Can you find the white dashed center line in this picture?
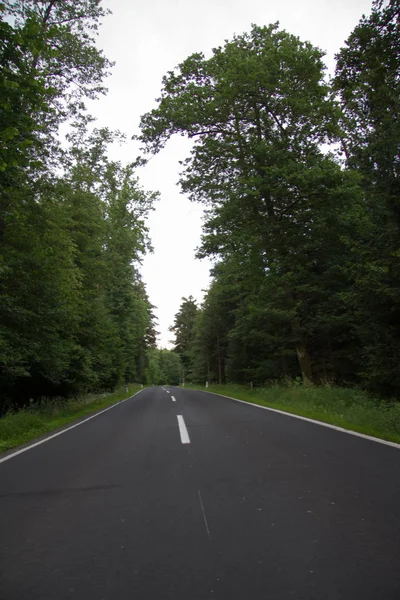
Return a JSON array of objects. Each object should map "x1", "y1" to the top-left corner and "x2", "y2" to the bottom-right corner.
[
  {"x1": 171, "y1": 396, "x2": 176, "y2": 402},
  {"x1": 177, "y1": 415, "x2": 190, "y2": 444}
]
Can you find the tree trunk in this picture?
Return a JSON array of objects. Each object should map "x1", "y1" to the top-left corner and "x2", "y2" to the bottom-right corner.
[
  {"x1": 295, "y1": 342, "x2": 313, "y2": 385},
  {"x1": 280, "y1": 355, "x2": 288, "y2": 377},
  {"x1": 216, "y1": 332, "x2": 223, "y2": 384},
  {"x1": 292, "y1": 319, "x2": 313, "y2": 385}
]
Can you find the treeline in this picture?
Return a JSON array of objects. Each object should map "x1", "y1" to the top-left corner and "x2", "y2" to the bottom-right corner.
[
  {"x1": 145, "y1": 348, "x2": 181, "y2": 386},
  {"x1": 0, "y1": 1, "x2": 158, "y2": 411},
  {"x1": 144, "y1": 0, "x2": 400, "y2": 397}
]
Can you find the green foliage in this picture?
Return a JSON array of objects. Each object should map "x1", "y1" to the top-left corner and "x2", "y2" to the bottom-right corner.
[
  {"x1": 0, "y1": 193, "x2": 81, "y2": 384},
  {"x1": 145, "y1": 348, "x2": 181, "y2": 386},
  {"x1": 189, "y1": 272, "x2": 237, "y2": 384},
  {"x1": 0, "y1": 126, "x2": 157, "y2": 408},
  {"x1": 151, "y1": 9, "x2": 400, "y2": 399},
  {"x1": 141, "y1": 23, "x2": 363, "y2": 387},
  {"x1": 0, "y1": 0, "x2": 112, "y2": 184},
  {"x1": 0, "y1": 1, "x2": 157, "y2": 412},
  {"x1": 169, "y1": 296, "x2": 198, "y2": 380},
  {"x1": 334, "y1": 0, "x2": 400, "y2": 395}
]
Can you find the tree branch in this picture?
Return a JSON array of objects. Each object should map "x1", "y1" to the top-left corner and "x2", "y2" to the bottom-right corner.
[
  {"x1": 43, "y1": 0, "x2": 58, "y2": 25},
  {"x1": 188, "y1": 128, "x2": 226, "y2": 138}
]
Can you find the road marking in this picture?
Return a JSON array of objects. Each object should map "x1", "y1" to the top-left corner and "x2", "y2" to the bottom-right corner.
[
  {"x1": 195, "y1": 390, "x2": 400, "y2": 451},
  {"x1": 0, "y1": 389, "x2": 146, "y2": 465},
  {"x1": 177, "y1": 415, "x2": 190, "y2": 444},
  {"x1": 171, "y1": 396, "x2": 176, "y2": 402},
  {"x1": 198, "y1": 489, "x2": 211, "y2": 538},
  {"x1": 166, "y1": 390, "x2": 170, "y2": 394}
]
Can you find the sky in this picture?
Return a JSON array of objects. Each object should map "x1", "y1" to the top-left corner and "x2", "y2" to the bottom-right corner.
[{"x1": 88, "y1": 0, "x2": 373, "y2": 348}]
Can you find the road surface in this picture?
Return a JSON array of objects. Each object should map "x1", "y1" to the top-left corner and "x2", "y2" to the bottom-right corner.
[{"x1": 1, "y1": 386, "x2": 400, "y2": 599}]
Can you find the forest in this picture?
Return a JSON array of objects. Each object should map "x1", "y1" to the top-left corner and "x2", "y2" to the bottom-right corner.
[
  {"x1": 1, "y1": 0, "x2": 400, "y2": 422},
  {"x1": 159, "y1": 0, "x2": 400, "y2": 398},
  {"x1": 0, "y1": 0, "x2": 167, "y2": 412}
]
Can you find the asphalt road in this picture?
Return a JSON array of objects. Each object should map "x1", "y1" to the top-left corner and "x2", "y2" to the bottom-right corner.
[{"x1": 1, "y1": 386, "x2": 400, "y2": 599}]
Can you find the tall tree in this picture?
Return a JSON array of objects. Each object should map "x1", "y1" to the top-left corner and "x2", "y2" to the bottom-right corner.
[
  {"x1": 335, "y1": 0, "x2": 400, "y2": 394},
  {"x1": 140, "y1": 24, "x2": 358, "y2": 383},
  {"x1": 169, "y1": 296, "x2": 198, "y2": 381},
  {"x1": 0, "y1": 1, "x2": 158, "y2": 407}
]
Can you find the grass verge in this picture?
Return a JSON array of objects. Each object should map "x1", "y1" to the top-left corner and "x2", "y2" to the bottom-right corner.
[
  {"x1": 184, "y1": 383, "x2": 400, "y2": 445},
  {"x1": 0, "y1": 383, "x2": 144, "y2": 454}
]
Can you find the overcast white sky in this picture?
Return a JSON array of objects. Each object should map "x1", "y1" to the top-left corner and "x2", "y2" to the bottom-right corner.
[{"x1": 89, "y1": 0, "x2": 373, "y2": 347}]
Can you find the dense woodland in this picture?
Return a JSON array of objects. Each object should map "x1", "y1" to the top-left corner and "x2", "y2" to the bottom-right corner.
[
  {"x1": 156, "y1": 0, "x2": 400, "y2": 397},
  {"x1": 0, "y1": 0, "x2": 163, "y2": 411}
]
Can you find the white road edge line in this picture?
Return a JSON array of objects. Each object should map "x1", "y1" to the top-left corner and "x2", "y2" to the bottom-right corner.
[
  {"x1": 0, "y1": 389, "x2": 146, "y2": 465},
  {"x1": 171, "y1": 396, "x2": 176, "y2": 402},
  {"x1": 177, "y1": 415, "x2": 190, "y2": 444},
  {"x1": 194, "y1": 389, "x2": 400, "y2": 451}
]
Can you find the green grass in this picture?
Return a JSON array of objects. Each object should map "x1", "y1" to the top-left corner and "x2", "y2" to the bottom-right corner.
[
  {"x1": 0, "y1": 383, "x2": 144, "y2": 454},
  {"x1": 184, "y1": 383, "x2": 400, "y2": 444}
]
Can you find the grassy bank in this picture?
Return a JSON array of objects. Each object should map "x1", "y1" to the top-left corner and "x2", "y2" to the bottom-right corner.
[
  {"x1": 185, "y1": 383, "x2": 400, "y2": 444},
  {"x1": 0, "y1": 383, "x2": 144, "y2": 454}
]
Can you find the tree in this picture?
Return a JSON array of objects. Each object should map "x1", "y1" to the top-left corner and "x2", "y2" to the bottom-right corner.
[
  {"x1": 0, "y1": 125, "x2": 157, "y2": 407},
  {"x1": 140, "y1": 24, "x2": 358, "y2": 383},
  {"x1": 334, "y1": 0, "x2": 400, "y2": 394},
  {"x1": 0, "y1": 188, "x2": 82, "y2": 402},
  {"x1": 169, "y1": 296, "x2": 198, "y2": 381},
  {"x1": 0, "y1": 1, "x2": 158, "y2": 408},
  {"x1": 54, "y1": 128, "x2": 156, "y2": 392},
  {"x1": 1, "y1": 0, "x2": 111, "y2": 153},
  {"x1": 190, "y1": 269, "x2": 238, "y2": 384},
  {"x1": 145, "y1": 348, "x2": 181, "y2": 385}
]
